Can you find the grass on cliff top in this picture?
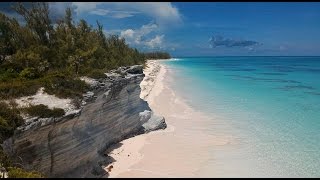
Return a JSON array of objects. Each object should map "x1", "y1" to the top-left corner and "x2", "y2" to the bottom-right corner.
[
  {"x1": 0, "y1": 80, "x2": 41, "y2": 100},
  {"x1": 86, "y1": 69, "x2": 107, "y2": 79},
  {"x1": 0, "y1": 71, "x2": 90, "y2": 100},
  {"x1": 21, "y1": 104, "x2": 65, "y2": 118},
  {"x1": 40, "y1": 72, "x2": 89, "y2": 99}
]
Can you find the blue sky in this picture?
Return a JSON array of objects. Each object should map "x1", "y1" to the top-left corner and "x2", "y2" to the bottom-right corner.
[{"x1": 1, "y1": 2, "x2": 320, "y2": 57}]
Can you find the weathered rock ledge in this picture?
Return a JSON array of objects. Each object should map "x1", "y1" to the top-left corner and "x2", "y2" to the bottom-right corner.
[{"x1": 2, "y1": 65, "x2": 166, "y2": 178}]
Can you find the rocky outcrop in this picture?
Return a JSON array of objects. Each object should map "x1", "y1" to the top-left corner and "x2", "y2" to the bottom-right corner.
[
  {"x1": 126, "y1": 65, "x2": 144, "y2": 74},
  {"x1": 2, "y1": 65, "x2": 166, "y2": 178},
  {"x1": 139, "y1": 110, "x2": 166, "y2": 133}
]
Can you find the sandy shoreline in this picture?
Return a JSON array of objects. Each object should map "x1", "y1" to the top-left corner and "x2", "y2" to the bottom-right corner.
[{"x1": 105, "y1": 60, "x2": 233, "y2": 178}]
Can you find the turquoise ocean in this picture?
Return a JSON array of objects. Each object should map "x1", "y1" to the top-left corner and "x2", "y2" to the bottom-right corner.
[{"x1": 162, "y1": 57, "x2": 320, "y2": 177}]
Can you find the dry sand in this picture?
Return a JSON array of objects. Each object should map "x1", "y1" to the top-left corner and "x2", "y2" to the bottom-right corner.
[
  {"x1": 105, "y1": 60, "x2": 234, "y2": 178},
  {"x1": 14, "y1": 87, "x2": 76, "y2": 114}
]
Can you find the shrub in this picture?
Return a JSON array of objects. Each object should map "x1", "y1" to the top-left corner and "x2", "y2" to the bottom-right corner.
[
  {"x1": 86, "y1": 69, "x2": 107, "y2": 79},
  {"x1": 11, "y1": 49, "x2": 42, "y2": 70},
  {"x1": 7, "y1": 167, "x2": 44, "y2": 178},
  {"x1": 0, "y1": 68, "x2": 19, "y2": 82},
  {"x1": 50, "y1": 108, "x2": 65, "y2": 118},
  {"x1": 0, "y1": 102, "x2": 23, "y2": 142},
  {"x1": 0, "y1": 147, "x2": 12, "y2": 168},
  {"x1": 1, "y1": 148, "x2": 44, "y2": 178},
  {"x1": 0, "y1": 102, "x2": 24, "y2": 127},
  {"x1": 19, "y1": 68, "x2": 39, "y2": 80},
  {"x1": 0, "y1": 116, "x2": 13, "y2": 142},
  {"x1": 71, "y1": 97, "x2": 82, "y2": 109},
  {"x1": 0, "y1": 80, "x2": 40, "y2": 99},
  {"x1": 40, "y1": 73, "x2": 89, "y2": 99},
  {"x1": 22, "y1": 104, "x2": 65, "y2": 118}
]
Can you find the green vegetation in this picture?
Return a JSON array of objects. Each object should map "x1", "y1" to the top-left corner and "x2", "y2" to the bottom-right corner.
[
  {"x1": 0, "y1": 80, "x2": 41, "y2": 99},
  {"x1": 0, "y1": 2, "x2": 148, "y2": 100},
  {"x1": 0, "y1": 3, "x2": 171, "y2": 177},
  {"x1": 40, "y1": 72, "x2": 89, "y2": 99},
  {"x1": 86, "y1": 69, "x2": 107, "y2": 79},
  {"x1": 0, "y1": 102, "x2": 23, "y2": 142},
  {"x1": 22, "y1": 104, "x2": 65, "y2": 118},
  {"x1": 7, "y1": 167, "x2": 44, "y2": 178},
  {"x1": 0, "y1": 147, "x2": 12, "y2": 168},
  {"x1": 0, "y1": 3, "x2": 172, "y2": 100},
  {"x1": 0, "y1": 101, "x2": 45, "y2": 177},
  {"x1": 1, "y1": 147, "x2": 44, "y2": 178},
  {"x1": 143, "y1": 51, "x2": 171, "y2": 59},
  {"x1": 0, "y1": 102, "x2": 39, "y2": 177}
]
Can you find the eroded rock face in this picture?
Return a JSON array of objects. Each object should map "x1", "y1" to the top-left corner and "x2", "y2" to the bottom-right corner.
[
  {"x1": 139, "y1": 110, "x2": 166, "y2": 133},
  {"x1": 126, "y1": 65, "x2": 144, "y2": 74},
  {"x1": 2, "y1": 65, "x2": 166, "y2": 178},
  {"x1": 143, "y1": 114, "x2": 167, "y2": 133}
]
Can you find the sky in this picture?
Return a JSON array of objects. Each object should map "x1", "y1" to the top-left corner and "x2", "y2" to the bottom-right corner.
[{"x1": 1, "y1": 2, "x2": 320, "y2": 57}]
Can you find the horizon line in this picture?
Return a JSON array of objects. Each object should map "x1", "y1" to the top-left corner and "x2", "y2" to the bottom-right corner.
[{"x1": 173, "y1": 55, "x2": 320, "y2": 58}]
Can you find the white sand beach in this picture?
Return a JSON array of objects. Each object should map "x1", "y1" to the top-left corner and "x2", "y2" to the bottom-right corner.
[{"x1": 105, "y1": 60, "x2": 235, "y2": 178}]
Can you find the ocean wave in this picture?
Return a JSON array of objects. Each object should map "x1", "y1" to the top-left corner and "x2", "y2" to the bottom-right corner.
[{"x1": 169, "y1": 58, "x2": 181, "y2": 61}]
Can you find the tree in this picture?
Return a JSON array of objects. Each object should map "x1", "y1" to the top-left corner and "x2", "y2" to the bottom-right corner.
[
  {"x1": 68, "y1": 53, "x2": 84, "y2": 75},
  {"x1": 65, "y1": 7, "x2": 73, "y2": 30},
  {"x1": 0, "y1": 3, "x2": 159, "y2": 177},
  {"x1": 0, "y1": 13, "x2": 14, "y2": 63},
  {"x1": 96, "y1": 20, "x2": 107, "y2": 48},
  {"x1": 13, "y1": 2, "x2": 53, "y2": 46}
]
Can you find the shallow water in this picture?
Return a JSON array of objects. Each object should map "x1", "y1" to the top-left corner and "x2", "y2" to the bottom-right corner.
[{"x1": 162, "y1": 57, "x2": 320, "y2": 177}]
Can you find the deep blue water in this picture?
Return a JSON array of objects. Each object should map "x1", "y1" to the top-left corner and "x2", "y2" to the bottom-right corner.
[{"x1": 163, "y1": 57, "x2": 320, "y2": 177}]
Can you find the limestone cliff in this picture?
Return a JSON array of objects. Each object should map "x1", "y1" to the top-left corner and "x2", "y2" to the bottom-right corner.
[{"x1": 2, "y1": 65, "x2": 166, "y2": 178}]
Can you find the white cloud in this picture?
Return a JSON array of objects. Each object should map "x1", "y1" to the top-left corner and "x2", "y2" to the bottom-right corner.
[
  {"x1": 72, "y1": 2, "x2": 103, "y2": 14},
  {"x1": 145, "y1": 35, "x2": 164, "y2": 49},
  {"x1": 70, "y1": 2, "x2": 182, "y2": 24},
  {"x1": 122, "y1": 2, "x2": 182, "y2": 24},
  {"x1": 120, "y1": 22, "x2": 158, "y2": 44},
  {"x1": 119, "y1": 22, "x2": 165, "y2": 49},
  {"x1": 103, "y1": 29, "x2": 123, "y2": 37},
  {"x1": 111, "y1": 13, "x2": 133, "y2": 19},
  {"x1": 90, "y1": 9, "x2": 139, "y2": 19},
  {"x1": 120, "y1": 29, "x2": 135, "y2": 39},
  {"x1": 246, "y1": 46, "x2": 254, "y2": 51},
  {"x1": 140, "y1": 23, "x2": 158, "y2": 35},
  {"x1": 111, "y1": 11, "x2": 138, "y2": 19},
  {"x1": 90, "y1": 9, "x2": 109, "y2": 16}
]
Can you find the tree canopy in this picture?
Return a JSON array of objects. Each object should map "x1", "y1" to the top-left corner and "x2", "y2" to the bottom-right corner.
[{"x1": 0, "y1": 2, "x2": 147, "y2": 81}]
